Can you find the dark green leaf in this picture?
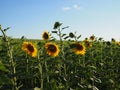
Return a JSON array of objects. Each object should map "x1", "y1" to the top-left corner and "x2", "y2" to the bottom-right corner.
[
  {"x1": 51, "y1": 31, "x2": 57, "y2": 33},
  {"x1": 0, "y1": 61, "x2": 9, "y2": 72},
  {"x1": 77, "y1": 35, "x2": 81, "y2": 39}
]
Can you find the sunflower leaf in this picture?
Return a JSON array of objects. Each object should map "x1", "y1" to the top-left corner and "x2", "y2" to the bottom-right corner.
[
  {"x1": 64, "y1": 36, "x2": 69, "y2": 40},
  {"x1": 0, "y1": 61, "x2": 9, "y2": 72},
  {"x1": 52, "y1": 31, "x2": 57, "y2": 33},
  {"x1": 77, "y1": 35, "x2": 81, "y2": 39},
  {"x1": 62, "y1": 34, "x2": 66, "y2": 37}
]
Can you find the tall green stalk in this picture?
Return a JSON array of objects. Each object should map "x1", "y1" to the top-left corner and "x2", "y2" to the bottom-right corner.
[
  {"x1": 0, "y1": 26, "x2": 18, "y2": 90},
  {"x1": 37, "y1": 49, "x2": 43, "y2": 90},
  {"x1": 56, "y1": 24, "x2": 68, "y2": 89}
]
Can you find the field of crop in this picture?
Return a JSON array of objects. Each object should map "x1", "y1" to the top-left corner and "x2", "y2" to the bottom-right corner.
[{"x1": 0, "y1": 22, "x2": 120, "y2": 90}]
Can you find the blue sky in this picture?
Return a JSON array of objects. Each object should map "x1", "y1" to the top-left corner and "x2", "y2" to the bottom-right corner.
[{"x1": 0, "y1": 0, "x2": 120, "y2": 41}]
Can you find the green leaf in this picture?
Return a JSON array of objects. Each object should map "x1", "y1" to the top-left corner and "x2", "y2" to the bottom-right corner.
[
  {"x1": 3, "y1": 27, "x2": 10, "y2": 32},
  {"x1": 62, "y1": 26, "x2": 69, "y2": 30},
  {"x1": 77, "y1": 35, "x2": 81, "y2": 39},
  {"x1": 64, "y1": 36, "x2": 69, "y2": 40},
  {"x1": 62, "y1": 34, "x2": 66, "y2": 37},
  {"x1": 51, "y1": 31, "x2": 57, "y2": 33},
  {"x1": 0, "y1": 25, "x2": 2, "y2": 30},
  {"x1": 90, "y1": 76, "x2": 102, "y2": 83},
  {"x1": 0, "y1": 61, "x2": 9, "y2": 72},
  {"x1": 93, "y1": 86, "x2": 99, "y2": 90},
  {"x1": 87, "y1": 65, "x2": 97, "y2": 70},
  {"x1": 0, "y1": 75, "x2": 11, "y2": 85}
]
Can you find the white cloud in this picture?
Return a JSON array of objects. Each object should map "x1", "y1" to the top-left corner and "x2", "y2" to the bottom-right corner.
[
  {"x1": 62, "y1": 4, "x2": 80, "y2": 11},
  {"x1": 73, "y1": 4, "x2": 80, "y2": 9},
  {"x1": 62, "y1": 7, "x2": 71, "y2": 11}
]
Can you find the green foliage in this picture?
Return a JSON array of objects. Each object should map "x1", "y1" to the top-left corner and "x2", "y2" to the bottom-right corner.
[
  {"x1": 0, "y1": 23, "x2": 120, "y2": 90},
  {"x1": 0, "y1": 61, "x2": 9, "y2": 72}
]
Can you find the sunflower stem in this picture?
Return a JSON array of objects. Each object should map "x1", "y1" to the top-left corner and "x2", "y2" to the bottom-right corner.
[
  {"x1": 57, "y1": 26, "x2": 68, "y2": 88},
  {"x1": 37, "y1": 49, "x2": 44, "y2": 90},
  {"x1": 25, "y1": 54, "x2": 29, "y2": 89},
  {"x1": 0, "y1": 27, "x2": 18, "y2": 90},
  {"x1": 58, "y1": 27, "x2": 63, "y2": 48},
  {"x1": 45, "y1": 61, "x2": 49, "y2": 83}
]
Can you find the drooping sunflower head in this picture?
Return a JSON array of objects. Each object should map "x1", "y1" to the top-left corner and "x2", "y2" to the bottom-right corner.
[
  {"x1": 22, "y1": 42, "x2": 37, "y2": 57},
  {"x1": 70, "y1": 43, "x2": 86, "y2": 55},
  {"x1": 53, "y1": 22, "x2": 62, "y2": 29},
  {"x1": 69, "y1": 32, "x2": 75, "y2": 38},
  {"x1": 42, "y1": 31, "x2": 50, "y2": 41},
  {"x1": 45, "y1": 43, "x2": 60, "y2": 57}
]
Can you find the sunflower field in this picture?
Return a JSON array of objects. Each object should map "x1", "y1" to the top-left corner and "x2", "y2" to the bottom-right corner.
[{"x1": 0, "y1": 22, "x2": 120, "y2": 90}]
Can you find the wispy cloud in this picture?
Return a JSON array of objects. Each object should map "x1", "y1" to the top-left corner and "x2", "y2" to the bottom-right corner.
[
  {"x1": 62, "y1": 7, "x2": 71, "y2": 11},
  {"x1": 73, "y1": 4, "x2": 80, "y2": 9},
  {"x1": 62, "y1": 4, "x2": 80, "y2": 11}
]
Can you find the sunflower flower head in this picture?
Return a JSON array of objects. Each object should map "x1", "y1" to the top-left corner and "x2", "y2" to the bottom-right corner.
[
  {"x1": 42, "y1": 31, "x2": 50, "y2": 41},
  {"x1": 45, "y1": 43, "x2": 60, "y2": 57},
  {"x1": 22, "y1": 42, "x2": 37, "y2": 57},
  {"x1": 90, "y1": 35, "x2": 95, "y2": 41},
  {"x1": 83, "y1": 40, "x2": 92, "y2": 48},
  {"x1": 86, "y1": 42, "x2": 92, "y2": 48},
  {"x1": 83, "y1": 39, "x2": 89, "y2": 44},
  {"x1": 70, "y1": 43, "x2": 86, "y2": 55},
  {"x1": 116, "y1": 42, "x2": 120, "y2": 46}
]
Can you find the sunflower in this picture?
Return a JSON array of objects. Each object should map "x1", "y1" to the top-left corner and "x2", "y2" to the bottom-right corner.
[
  {"x1": 42, "y1": 31, "x2": 50, "y2": 40},
  {"x1": 22, "y1": 42, "x2": 37, "y2": 57},
  {"x1": 83, "y1": 40, "x2": 92, "y2": 48},
  {"x1": 70, "y1": 43, "x2": 86, "y2": 55},
  {"x1": 86, "y1": 42, "x2": 92, "y2": 48},
  {"x1": 83, "y1": 39, "x2": 89, "y2": 44},
  {"x1": 89, "y1": 35, "x2": 95, "y2": 41},
  {"x1": 116, "y1": 42, "x2": 120, "y2": 46},
  {"x1": 45, "y1": 43, "x2": 60, "y2": 57}
]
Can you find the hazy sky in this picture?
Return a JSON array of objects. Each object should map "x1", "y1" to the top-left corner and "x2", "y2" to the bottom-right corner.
[{"x1": 0, "y1": 0, "x2": 120, "y2": 41}]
